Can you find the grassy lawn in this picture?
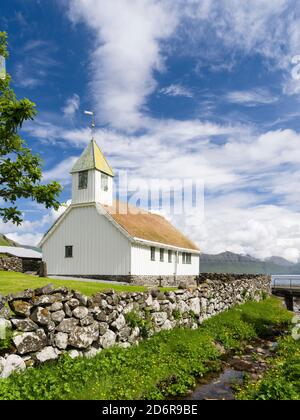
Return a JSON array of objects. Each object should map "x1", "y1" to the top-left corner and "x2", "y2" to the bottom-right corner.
[
  {"x1": 0, "y1": 271, "x2": 174, "y2": 296},
  {"x1": 0, "y1": 297, "x2": 292, "y2": 400}
]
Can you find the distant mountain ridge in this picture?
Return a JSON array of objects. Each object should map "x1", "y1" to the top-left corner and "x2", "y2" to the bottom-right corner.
[
  {"x1": 0, "y1": 234, "x2": 18, "y2": 247},
  {"x1": 200, "y1": 251, "x2": 300, "y2": 275}
]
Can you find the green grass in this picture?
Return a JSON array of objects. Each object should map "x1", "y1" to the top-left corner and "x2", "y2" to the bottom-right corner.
[
  {"x1": 0, "y1": 297, "x2": 292, "y2": 400},
  {"x1": 0, "y1": 271, "x2": 174, "y2": 296},
  {"x1": 237, "y1": 335, "x2": 300, "y2": 400}
]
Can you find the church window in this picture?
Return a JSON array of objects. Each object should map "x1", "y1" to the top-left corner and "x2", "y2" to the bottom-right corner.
[
  {"x1": 65, "y1": 246, "x2": 73, "y2": 258},
  {"x1": 78, "y1": 171, "x2": 88, "y2": 189},
  {"x1": 101, "y1": 173, "x2": 108, "y2": 191}
]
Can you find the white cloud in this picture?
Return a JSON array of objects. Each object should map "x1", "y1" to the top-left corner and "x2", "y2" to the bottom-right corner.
[
  {"x1": 43, "y1": 156, "x2": 78, "y2": 184},
  {"x1": 68, "y1": 0, "x2": 178, "y2": 129},
  {"x1": 62, "y1": 94, "x2": 80, "y2": 119},
  {"x1": 5, "y1": 232, "x2": 43, "y2": 247},
  {"x1": 0, "y1": 200, "x2": 72, "y2": 247},
  {"x1": 159, "y1": 84, "x2": 193, "y2": 98},
  {"x1": 14, "y1": 39, "x2": 58, "y2": 89},
  {"x1": 225, "y1": 89, "x2": 278, "y2": 106}
]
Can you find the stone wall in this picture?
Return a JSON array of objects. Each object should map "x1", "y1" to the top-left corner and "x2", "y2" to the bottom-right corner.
[
  {"x1": 0, "y1": 256, "x2": 41, "y2": 274},
  {"x1": 0, "y1": 274, "x2": 271, "y2": 378},
  {"x1": 0, "y1": 257, "x2": 22, "y2": 272}
]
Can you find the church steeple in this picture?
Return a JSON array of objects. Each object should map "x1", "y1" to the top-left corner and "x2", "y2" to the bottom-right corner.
[
  {"x1": 71, "y1": 139, "x2": 114, "y2": 176},
  {"x1": 71, "y1": 139, "x2": 114, "y2": 206}
]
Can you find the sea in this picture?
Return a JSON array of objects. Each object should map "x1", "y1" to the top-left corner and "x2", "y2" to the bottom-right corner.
[{"x1": 271, "y1": 275, "x2": 300, "y2": 313}]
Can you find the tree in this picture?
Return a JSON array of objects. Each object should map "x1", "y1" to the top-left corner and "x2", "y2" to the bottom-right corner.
[{"x1": 0, "y1": 32, "x2": 62, "y2": 225}]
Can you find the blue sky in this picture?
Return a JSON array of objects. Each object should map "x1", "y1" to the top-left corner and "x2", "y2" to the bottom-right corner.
[{"x1": 1, "y1": 0, "x2": 300, "y2": 262}]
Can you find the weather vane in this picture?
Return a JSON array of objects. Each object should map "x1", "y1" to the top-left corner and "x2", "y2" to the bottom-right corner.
[{"x1": 84, "y1": 110, "x2": 95, "y2": 139}]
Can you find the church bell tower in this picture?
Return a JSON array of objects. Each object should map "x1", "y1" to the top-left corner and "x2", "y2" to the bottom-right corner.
[{"x1": 70, "y1": 138, "x2": 114, "y2": 207}]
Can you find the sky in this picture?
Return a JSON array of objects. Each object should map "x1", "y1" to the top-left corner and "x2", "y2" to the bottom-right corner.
[{"x1": 1, "y1": 0, "x2": 300, "y2": 262}]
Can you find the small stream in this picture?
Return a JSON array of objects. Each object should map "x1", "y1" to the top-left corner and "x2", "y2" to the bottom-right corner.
[
  {"x1": 185, "y1": 337, "x2": 278, "y2": 400},
  {"x1": 184, "y1": 297, "x2": 300, "y2": 400},
  {"x1": 186, "y1": 369, "x2": 244, "y2": 400}
]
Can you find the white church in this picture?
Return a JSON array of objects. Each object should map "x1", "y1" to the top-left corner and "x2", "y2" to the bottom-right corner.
[{"x1": 40, "y1": 138, "x2": 200, "y2": 286}]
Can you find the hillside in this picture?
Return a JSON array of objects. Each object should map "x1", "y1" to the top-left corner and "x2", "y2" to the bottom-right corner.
[
  {"x1": 200, "y1": 251, "x2": 300, "y2": 275},
  {"x1": 0, "y1": 234, "x2": 18, "y2": 247}
]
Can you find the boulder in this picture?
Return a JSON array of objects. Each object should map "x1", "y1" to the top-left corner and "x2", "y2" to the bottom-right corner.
[
  {"x1": 0, "y1": 306, "x2": 11, "y2": 319},
  {"x1": 177, "y1": 300, "x2": 189, "y2": 314},
  {"x1": 51, "y1": 286, "x2": 69, "y2": 295},
  {"x1": 9, "y1": 290, "x2": 34, "y2": 301},
  {"x1": 35, "y1": 346, "x2": 60, "y2": 363},
  {"x1": 34, "y1": 284, "x2": 54, "y2": 296},
  {"x1": 99, "y1": 330, "x2": 116, "y2": 349},
  {"x1": 32, "y1": 295, "x2": 56, "y2": 307},
  {"x1": 73, "y1": 292, "x2": 88, "y2": 306},
  {"x1": 68, "y1": 350, "x2": 82, "y2": 359},
  {"x1": 0, "y1": 355, "x2": 26, "y2": 378},
  {"x1": 80, "y1": 315, "x2": 94, "y2": 326},
  {"x1": 189, "y1": 297, "x2": 201, "y2": 315},
  {"x1": 30, "y1": 307, "x2": 51, "y2": 326},
  {"x1": 9, "y1": 300, "x2": 32, "y2": 317},
  {"x1": 145, "y1": 295, "x2": 153, "y2": 306},
  {"x1": 161, "y1": 319, "x2": 173, "y2": 330},
  {"x1": 56, "y1": 318, "x2": 79, "y2": 333},
  {"x1": 51, "y1": 310, "x2": 65, "y2": 324},
  {"x1": 99, "y1": 322, "x2": 109, "y2": 336},
  {"x1": 95, "y1": 311, "x2": 108, "y2": 322},
  {"x1": 49, "y1": 301, "x2": 63, "y2": 312},
  {"x1": 152, "y1": 312, "x2": 168, "y2": 326},
  {"x1": 68, "y1": 323, "x2": 99, "y2": 349},
  {"x1": 68, "y1": 298, "x2": 80, "y2": 309},
  {"x1": 13, "y1": 329, "x2": 47, "y2": 355},
  {"x1": 46, "y1": 321, "x2": 56, "y2": 332},
  {"x1": 63, "y1": 302, "x2": 73, "y2": 317},
  {"x1": 111, "y1": 314, "x2": 126, "y2": 331},
  {"x1": 151, "y1": 300, "x2": 160, "y2": 312},
  {"x1": 11, "y1": 318, "x2": 39, "y2": 332},
  {"x1": 72, "y1": 306, "x2": 89, "y2": 319},
  {"x1": 54, "y1": 332, "x2": 68, "y2": 350},
  {"x1": 118, "y1": 326, "x2": 131, "y2": 341}
]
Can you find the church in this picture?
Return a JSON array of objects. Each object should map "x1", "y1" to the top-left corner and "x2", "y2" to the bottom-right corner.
[{"x1": 40, "y1": 138, "x2": 200, "y2": 286}]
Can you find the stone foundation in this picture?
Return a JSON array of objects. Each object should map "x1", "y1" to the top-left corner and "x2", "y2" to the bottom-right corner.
[
  {"x1": 49, "y1": 274, "x2": 198, "y2": 287},
  {"x1": 0, "y1": 274, "x2": 271, "y2": 378}
]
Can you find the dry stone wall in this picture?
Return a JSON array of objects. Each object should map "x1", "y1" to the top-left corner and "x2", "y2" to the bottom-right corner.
[
  {"x1": 0, "y1": 274, "x2": 271, "y2": 378},
  {"x1": 0, "y1": 257, "x2": 22, "y2": 273}
]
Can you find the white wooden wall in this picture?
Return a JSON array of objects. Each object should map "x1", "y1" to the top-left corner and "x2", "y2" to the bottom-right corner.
[
  {"x1": 72, "y1": 170, "x2": 113, "y2": 206},
  {"x1": 131, "y1": 243, "x2": 200, "y2": 276},
  {"x1": 42, "y1": 205, "x2": 131, "y2": 276}
]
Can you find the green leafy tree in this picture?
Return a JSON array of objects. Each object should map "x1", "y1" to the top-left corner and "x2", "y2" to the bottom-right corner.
[{"x1": 0, "y1": 32, "x2": 62, "y2": 224}]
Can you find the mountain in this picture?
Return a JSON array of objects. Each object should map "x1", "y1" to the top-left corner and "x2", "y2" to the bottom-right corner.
[
  {"x1": 200, "y1": 252, "x2": 300, "y2": 275},
  {"x1": 265, "y1": 256, "x2": 295, "y2": 267},
  {"x1": 0, "y1": 234, "x2": 18, "y2": 247}
]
